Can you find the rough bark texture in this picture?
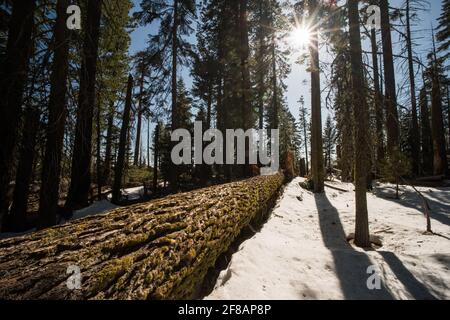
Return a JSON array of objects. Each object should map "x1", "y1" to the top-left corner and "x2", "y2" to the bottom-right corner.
[
  {"x1": 153, "y1": 123, "x2": 160, "y2": 194},
  {"x1": 103, "y1": 104, "x2": 115, "y2": 186},
  {"x1": 380, "y1": 0, "x2": 400, "y2": 154},
  {"x1": 112, "y1": 74, "x2": 134, "y2": 204},
  {"x1": 308, "y1": 0, "x2": 324, "y2": 193},
  {"x1": 169, "y1": 0, "x2": 180, "y2": 191},
  {"x1": 0, "y1": 0, "x2": 35, "y2": 230},
  {"x1": 239, "y1": 0, "x2": 252, "y2": 177},
  {"x1": 6, "y1": 107, "x2": 40, "y2": 232},
  {"x1": 419, "y1": 87, "x2": 433, "y2": 175},
  {"x1": 134, "y1": 58, "x2": 146, "y2": 167},
  {"x1": 370, "y1": 28, "x2": 384, "y2": 165},
  {"x1": 65, "y1": 0, "x2": 102, "y2": 210},
  {"x1": 431, "y1": 70, "x2": 448, "y2": 176},
  {"x1": 38, "y1": 0, "x2": 70, "y2": 229},
  {"x1": 406, "y1": 0, "x2": 420, "y2": 176},
  {"x1": 348, "y1": 0, "x2": 370, "y2": 248},
  {"x1": 0, "y1": 173, "x2": 284, "y2": 300}
]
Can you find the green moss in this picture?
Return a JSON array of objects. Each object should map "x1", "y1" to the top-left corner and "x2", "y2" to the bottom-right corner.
[{"x1": 93, "y1": 256, "x2": 134, "y2": 292}]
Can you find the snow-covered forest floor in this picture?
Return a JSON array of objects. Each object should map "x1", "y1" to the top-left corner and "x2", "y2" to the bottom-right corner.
[
  {"x1": 207, "y1": 178, "x2": 450, "y2": 300},
  {"x1": 1, "y1": 178, "x2": 449, "y2": 300}
]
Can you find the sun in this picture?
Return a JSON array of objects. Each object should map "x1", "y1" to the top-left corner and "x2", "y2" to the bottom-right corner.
[{"x1": 289, "y1": 26, "x2": 312, "y2": 49}]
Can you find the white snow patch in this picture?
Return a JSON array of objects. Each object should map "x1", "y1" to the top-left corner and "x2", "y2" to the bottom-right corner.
[
  {"x1": 206, "y1": 178, "x2": 450, "y2": 300},
  {"x1": 71, "y1": 200, "x2": 119, "y2": 220}
]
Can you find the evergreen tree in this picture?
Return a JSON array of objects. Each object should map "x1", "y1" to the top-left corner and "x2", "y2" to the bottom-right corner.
[
  {"x1": 419, "y1": 85, "x2": 433, "y2": 175},
  {"x1": 0, "y1": 0, "x2": 35, "y2": 230},
  {"x1": 348, "y1": 0, "x2": 371, "y2": 248},
  {"x1": 112, "y1": 74, "x2": 134, "y2": 204},
  {"x1": 380, "y1": 0, "x2": 400, "y2": 155},
  {"x1": 135, "y1": 0, "x2": 196, "y2": 190},
  {"x1": 323, "y1": 115, "x2": 336, "y2": 172},
  {"x1": 65, "y1": 0, "x2": 103, "y2": 211},
  {"x1": 298, "y1": 96, "x2": 310, "y2": 175},
  {"x1": 38, "y1": 0, "x2": 71, "y2": 228},
  {"x1": 436, "y1": 0, "x2": 450, "y2": 58}
]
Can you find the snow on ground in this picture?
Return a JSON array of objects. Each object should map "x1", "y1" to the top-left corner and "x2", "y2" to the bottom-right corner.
[
  {"x1": 206, "y1": 178, "x2": 450, "y2": 300},
  {"x1": 71, "y1": 200, "x2": 119, "y2": 220}
]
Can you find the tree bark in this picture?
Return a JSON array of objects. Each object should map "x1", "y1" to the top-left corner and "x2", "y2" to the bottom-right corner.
[
  {"x1": 153, "y1": 123, "x2": 160, "y2": 194},
  {"x1": 96, "y1": 95, "x2": 102, "y2": 200},
  {"x1": 5, "y1": 107, "x2": 40, "y2": 232},
  {"x1": 298, "y1": 98, "x2": 310, "y2": 175},
  {"x1": 348, "y1": 0, "x2": 371, "y2": 248},
  {"x1": 380, "y1": 0, "x2": 400, "y2": 155},
  {"x1": 0, "y1": 0, "x2": 35, "y2": 230},
  {"x1": 65, "y1": 0, "x2": 102, "y2": 210},
  {"x1": 447, "y1": 85, "x2": 450, "y2": 151},
  {"x1": 370, "y1": 28, "x2": 385, "y2": 165},
  {"x1": 0, "y1": 174, "x2": 284, "y2": 300},
  {"x1": 134, "y1": 58, "x2": 145, "y2": 167},
  {"x1": 147, "y1": 116, "x2": 151, "y2": 169},
  {"x1": 430, "y1": 69, "x2": 448, "y2": 176},
  {"x1": 308, "y1": 0, "x2": 324, "y2": 193},
  {"x1": 240, "y1": 0, "x2": 252, "y2": 177},
  {"x1": 169, "y1": 0, "x2": 180, "y2": 192},
  {"x1": 406, "y1": 0, "x2": 420, "y2": 176},
  {"x1": 112, "y1": 74, "x2": 134, "y2": 204},
  {"x1": 419, "y1": 87, "x2": 433, "y2": 175},
  {"x1": 103, "y1": 103, "x2": 115, "y2": 186}
]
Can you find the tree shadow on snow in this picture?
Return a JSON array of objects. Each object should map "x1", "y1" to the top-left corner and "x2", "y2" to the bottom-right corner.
[
  {"x1": 378, "y1": 251, "x2": 437, "y2": 300},
  {"x1": 374, "y1": 186, "x2": 450, "y2": 228},
  {"x1": 314, "y1": 193, "x2": 394, "y2": 300}
]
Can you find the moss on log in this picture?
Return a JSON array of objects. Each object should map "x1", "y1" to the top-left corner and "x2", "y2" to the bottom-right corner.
[{"x1": 0, "y1": 173, "x2": 284, "y2": 300}]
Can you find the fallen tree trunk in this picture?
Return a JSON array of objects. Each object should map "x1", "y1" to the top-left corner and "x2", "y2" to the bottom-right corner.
[{"x1": 0, "y1": 173, "x2": 284, "y2": 300}]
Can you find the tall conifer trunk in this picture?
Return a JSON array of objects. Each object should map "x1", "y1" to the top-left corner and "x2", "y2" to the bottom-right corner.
[
  {"x1": 308, "y1": 0, "x2": 324, "y2": 193},
  {"x1": 65, "y1": 0, "x2": 102, "y2": 210},
  {"x1": 406, "y1": 0, "x2": 420, "y2": 175},
  {"x1": 380, "y1": 0, "x2": 399, "y2": 155},
  {"x1": 348, "y1": 0, "x2": 370, "y2": 248},
  {"x1": 112, "y1": 75, "x2": 134, "y2": 204},
  {"x1": 0, "y1": 0, "x2": 35, "y2": 230}
]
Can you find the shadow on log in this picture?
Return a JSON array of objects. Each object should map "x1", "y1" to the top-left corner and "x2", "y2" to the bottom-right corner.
[{"x1": 0, "y1": 173, "x2": 284, "y2": 300}]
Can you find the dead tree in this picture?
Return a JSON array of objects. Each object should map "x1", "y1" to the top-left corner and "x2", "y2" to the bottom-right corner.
[{"x1": 0, "y1": 174, "x2": 284, "y2": 300}]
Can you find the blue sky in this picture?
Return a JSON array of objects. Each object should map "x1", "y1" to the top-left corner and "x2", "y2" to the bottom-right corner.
[{"x1": 128, "y1": 0, "x2": 445, "y2": 163}]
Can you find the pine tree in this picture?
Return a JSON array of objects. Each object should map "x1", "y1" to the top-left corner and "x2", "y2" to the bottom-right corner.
[
  {"x1": 65, "y1": 0, "x2": 103, "y2": 210},
  {"x1": 133, "y1": 52, "x2": 147, "y2": 167},
  {"x1": 135, "y1": 0, "x2": 196, "y2": 190},
  {"x1": 0, "y1": 0, "x2": 35, "y2": 230},
  {"x1": 7, "y1": 106, "x2": 40, "y2": 231},
  {"x1": 348, "y1": 0, "x2": 371, "y2": 248},
  {"x1": 427, "y1": 34, "x2": 448, "y2": 176},
  {"x1": 298, "y1": 96, "x2": 310, "y2": 175},
  {"x1": 251, "y1": 0, "x2": 271, "y2": 130},
  {"x1": 404, "y1": 0, "x2": 420, "y2": 175},
  {"x1": 370, "y1": 26, "x2": 385, "y2": 166},
  {"x1": 436, "y1": 0, "x2": 450, "y2": 57},
  {"x1": 96, "y1": 0, "x2": 132, "y2": 190},
  {"x1": 419, "y1": 85, "x2": 433, "y2": 175},
  {"x1": 380, "y1": 0, "x2": 400, "y2": 155},
  {"x1": 323, "y1": 115, "x2": 336, "y2": 172},
  {"x1": 325, "y1": 3, "x2": 353, "y2": 182},
  {"x1": 308, "y1": 0, "x2": 324, "y2": 193},
  {"x1": 112, "y1": 74, "x2": 134, "y2": 204},
  {"x1": 38, "y1": 0, "x2": 70, "y2": 229},
  {"x1": 152, "y1": 122, "x2": 160, "y2": 194}
]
